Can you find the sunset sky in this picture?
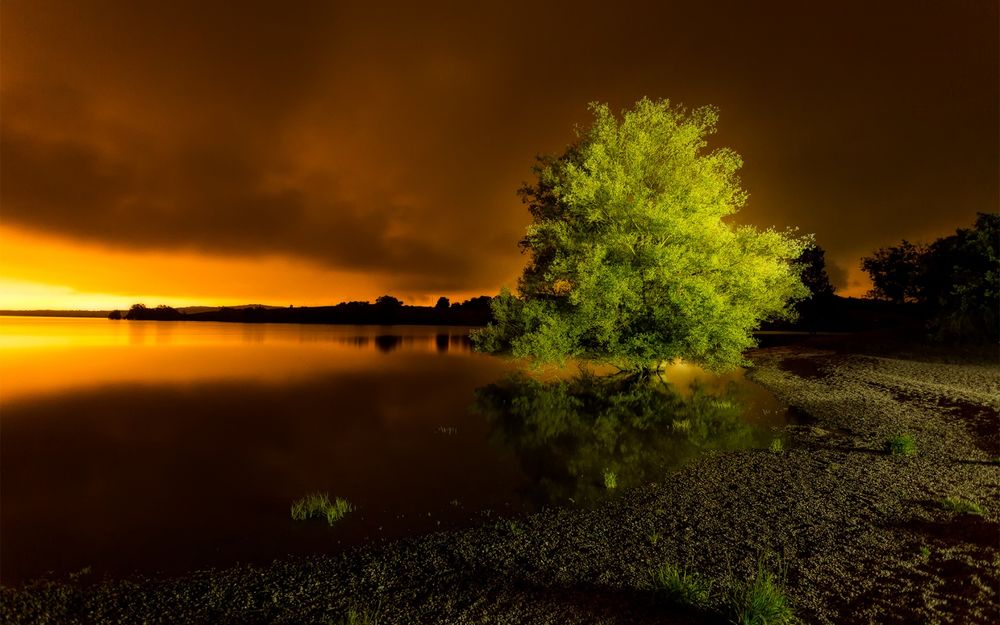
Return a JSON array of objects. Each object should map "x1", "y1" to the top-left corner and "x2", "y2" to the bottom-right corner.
[{"x1": 1, "y1": 0, "x2": 996, "y2": 310}]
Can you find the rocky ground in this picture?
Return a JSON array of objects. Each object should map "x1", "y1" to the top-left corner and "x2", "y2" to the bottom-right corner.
[{"x1": 3, "y1": 338, "x2": 998, "y2": 624}]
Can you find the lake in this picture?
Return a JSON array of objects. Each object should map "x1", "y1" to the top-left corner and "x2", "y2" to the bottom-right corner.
[{"x1": 0, "y1": 316, "x2": 790, "y2": 585}]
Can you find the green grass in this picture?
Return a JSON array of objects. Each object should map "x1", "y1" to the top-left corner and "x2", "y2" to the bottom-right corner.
[
  {"x1": 768, "y1": 437, "x2": 785, "y2": 453},
  {"x1": 885, "y1": 433, "x2": 917, "y2": 456},
  {"x1": 726, "y1": 561, "x2": 794, "y2": 625},
  {"x1": 327, "y1": 607, "x2": 377, "y2": 625},
  {"x1": 291, "y1": 492, "x2": 353, "y2": 526},
  {"x1": 918, "y1": 545, "x2": 931, "y2": 558},
  {"x1": 651, "y1": 562, "x2": 713, "y2": 608},
  {"x1": 941, "y1": 496, "x2": 984, "y2": 515},
  {"x1": 603, "y1": 468, "x2": 618, "y2": 489}
]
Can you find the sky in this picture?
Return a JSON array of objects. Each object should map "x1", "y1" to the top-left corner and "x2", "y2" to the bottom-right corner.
[{"x1": 1, "y1": 0, "x2": 997, "y2": 309}]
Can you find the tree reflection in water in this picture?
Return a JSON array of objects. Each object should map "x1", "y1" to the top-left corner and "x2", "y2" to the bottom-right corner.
[{"x1": 475, "y1": 370, "x2": 769, "y2": 507}]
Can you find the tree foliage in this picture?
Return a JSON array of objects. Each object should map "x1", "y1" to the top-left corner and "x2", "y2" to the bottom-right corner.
[
  {"x1": 473, "y1": 98, "x2": 809, "y2": 371},
  {"x1": 861, "y1": 240, "x2": 925, "y2": 304},
  {"x1": 795, "y1": 244, "x2": 836, "y2": 301},
  {"x1": 861, "y1": 213, "x2": 999, "y2": 338}
]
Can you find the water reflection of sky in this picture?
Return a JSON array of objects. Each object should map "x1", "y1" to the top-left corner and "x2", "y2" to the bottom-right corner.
[{"x1": 0, "y1": 317, "x2": 477, "y2": 404}]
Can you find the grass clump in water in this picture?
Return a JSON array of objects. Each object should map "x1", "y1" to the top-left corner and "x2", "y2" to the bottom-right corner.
[
  {"x1": 885, "y1": 433, "x2": 916, "y2": 456},
  {"x1": 768, "y1": 437, "x2": 785, "y2": 453},
  {"x1": 651, "y1": 562, "x2": 712, "y2": 608},
  {"x1": 726, "y1": 560, "x2": 794, "y2": 625},
  {"x1": 941, "y1": 496, "x2": 984, "y2": 515},
  {"x1": 291, "y1": 492, "x2": 353, "y2": 526}
]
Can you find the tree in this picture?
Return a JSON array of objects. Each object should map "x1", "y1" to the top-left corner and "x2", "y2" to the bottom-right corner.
[
  {"x1": 795, "y1": 244, "x2": 835, "y2": 300},
  {"x1": 374, "y1": 295, "x2": 403, "y2": 307},
  {"x1": 920, "y1": 213, "x2": 998, "y2": 338},
  {"x1": 861, "y1": 213, "x2": 998, "y2": 338},
  {"x1": 860, "y1": 240, "x2": 924, "y2": 304},
  {"x1": 435, "y1": 296, "x2": 450, "y2": 309},
  {"x1": 473, "y1": 98, "x2": 810, "y2": 371},
  {"x1": 124, "y1": 303, "x2": 147, "y2": 320}
]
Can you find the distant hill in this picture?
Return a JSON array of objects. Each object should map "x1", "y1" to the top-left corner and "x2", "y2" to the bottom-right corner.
[
  {"x1": 0, "y1": 304, "x2": 286, "y2": 319},
  {"x1": 0, "y1": 310, "x2": 111, "y2": 318},
  {"x1": 177, "y1": 304, "x2": 284, "y2": 313}
]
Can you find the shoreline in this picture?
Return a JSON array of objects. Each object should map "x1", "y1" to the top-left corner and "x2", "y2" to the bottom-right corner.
[{"x1": 4, "y1": 341, "x2": 998, "y2": 624}]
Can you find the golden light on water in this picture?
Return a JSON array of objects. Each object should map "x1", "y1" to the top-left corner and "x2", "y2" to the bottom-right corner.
[{"x1": 0, "y1": 317, "x2": 481, "y2": 406}]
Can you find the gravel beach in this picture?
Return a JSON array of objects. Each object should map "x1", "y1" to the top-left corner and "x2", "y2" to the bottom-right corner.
[{"x1": 4, "y1": 340, "x2": 998, "y2": 624}]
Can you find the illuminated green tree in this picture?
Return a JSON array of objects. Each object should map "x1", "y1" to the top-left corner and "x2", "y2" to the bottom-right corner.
[{"x1": 474, "y1": 98, "x2": 809, "y2": 371}]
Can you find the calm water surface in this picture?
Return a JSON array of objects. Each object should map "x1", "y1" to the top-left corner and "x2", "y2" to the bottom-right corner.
[{"x1": 0, "y1": 317, "x2": 789, "y2": 584}]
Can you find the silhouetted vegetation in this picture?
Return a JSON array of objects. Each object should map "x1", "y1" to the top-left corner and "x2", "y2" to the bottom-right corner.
[
  {"x1": 780, "y1": 243, "x2": 846, "y2": 332},
  {"x1": 107, "y1": 310, "x2": 122, "y2": 320},
  {"x1": 124, "y1": 304, "x2": 184, "y2": 321},
  {"x1": 862, "y1": 240, "x2": 925, "y2": 304},
  {"x1": 861, "y1": 213, "x2": 998, "y2": 339},
  {"x1": 795, "y1": 244, "x2": 836, "y2": 301},
  {"x1": 113, "y1": 296, "x2": 494, "y2": 325},
  {"x1": 473, "y1": 99, "x2": 810, "y2": 372}
]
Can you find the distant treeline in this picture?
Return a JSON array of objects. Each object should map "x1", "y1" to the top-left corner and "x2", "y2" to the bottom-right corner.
[
  {"x1": 113, "y1": 292, "x2": 916, "y2": 335},
  {"x1": 761, "y1": 296, "x2": 921, "y2": 334},
  {"x1": 110, "y1": 295, "x2": 494, "y2": 326},
  {"x1": 860, "y1": 213, "x2": 997, "y2": 340}
]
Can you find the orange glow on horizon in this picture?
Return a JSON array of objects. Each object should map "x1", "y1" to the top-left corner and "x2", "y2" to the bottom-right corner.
[{"x1": 0, "y1": 225, "x2": 498, "y2": 310}]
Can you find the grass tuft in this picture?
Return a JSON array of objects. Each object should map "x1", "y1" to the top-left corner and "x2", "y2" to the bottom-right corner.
[
  {"x1": 603, "y1": 468, "x2": 618, "y2": 489},
  {"x1": 885, "y1": 433, "x2": 917, "y2": 456},
  {"x1": 769, "y1": 437, "x2": 784, "y2": 453},
  {"x1": 726, "y1": 560, "x2": 794, "y2": 625},
  {"x1": 291, "y1": 492, "x2": 353, "y2": 526},
  {"x1": 941, "y1": 496, "x2": 984, "y2": 515},
  {"x1": 329, "y1": 607, "x2": 377, "y2": 625},
  {"x1": 651, "y1": 562, "x2": 712, "y2": 608}
]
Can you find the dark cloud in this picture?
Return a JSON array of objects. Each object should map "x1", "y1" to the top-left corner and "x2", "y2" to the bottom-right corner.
[
  {"x1": 1, "y1": 0, "x2": 996, "y2": 295},
  {"x1": 0, "y1": 119, "x2": 466, "y2": 285}
]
